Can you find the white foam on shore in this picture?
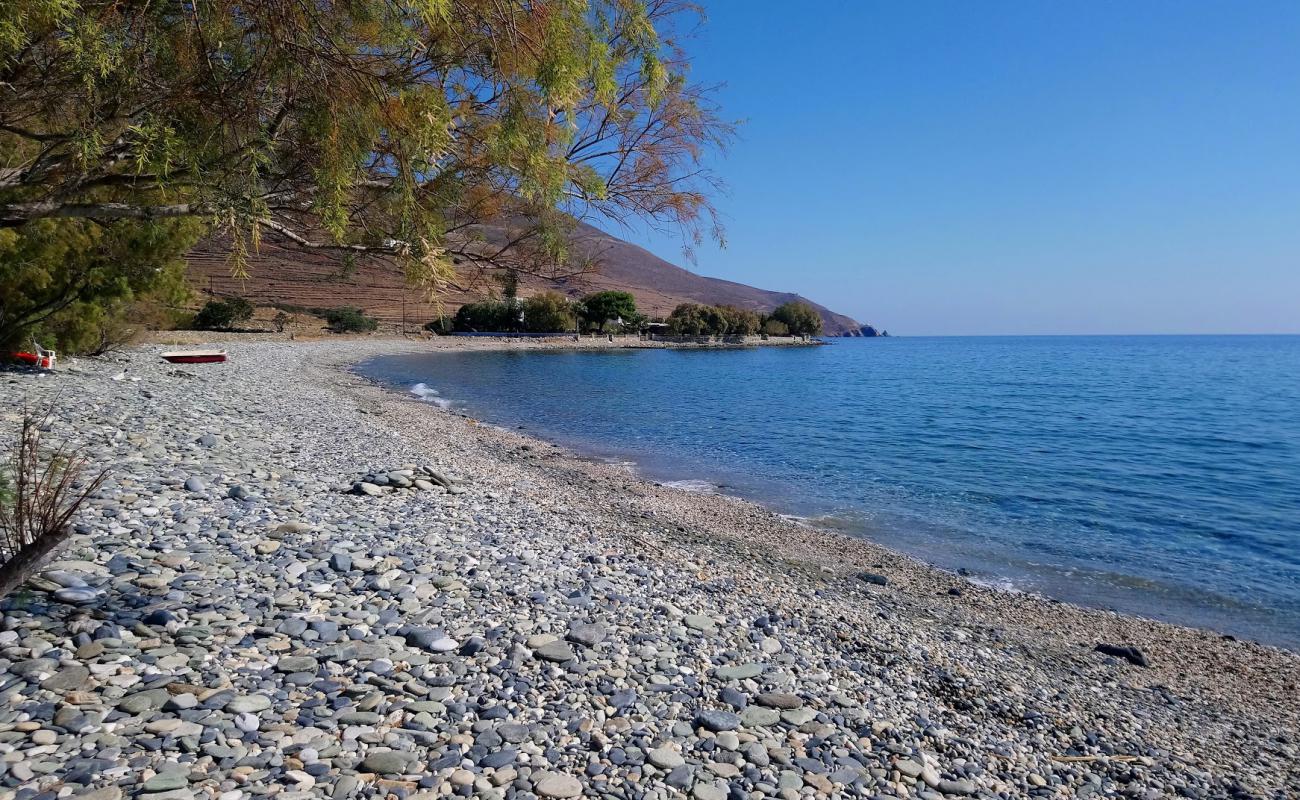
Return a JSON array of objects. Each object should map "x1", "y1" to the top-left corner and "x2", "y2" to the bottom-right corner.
[
  {"x1": 662, "y1": 479, "x2": 720, "y2": 494},
  {"x1": 781, "y1": 511, "x2": 1039, "y2": 599},
  {"x1": 410, "y1": 382, "x2": 453, "y2": 409},
  {"x1": 790, "y1": 512, "x2": 868, "y2": 531},
  {"x1": 966, "y1": 574, "x2": 1030, "y2": 595}
]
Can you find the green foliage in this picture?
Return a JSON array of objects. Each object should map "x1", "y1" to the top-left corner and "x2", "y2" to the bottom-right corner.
[
  {"x1": 0, "y1": 218, "x2": 198, "y2": 353},
  {"x1": 700, "y1": 305, "x2": 730, "y2": 336},
  {"x1": 454, "y1": 301, "x2": 521, "y2": 332},
  {"x1": 762, "y1": 319, "x2": 790, "y2": 336},
  {"x1": 496, "y1": 270, "x2": 520, "y2": 302},
  {"x1": 665, "y1": 303, "x2": 767, "y2": 336},
  {"x1": 193, "y1": 297, "x2": 254, "y2": 331},
  {"x1": 1, "y1": 0, "x2": 732, "y2": 322},
  {"x1": 667, "y1": 303, "x2": 715, "y2": 336},
  {"x1": 324, "y1": 307, "x2": 379, "y2": 334},
  {"x1": 578, "y1": 291, "x2": 638, "y2": 332},
  {"x1": 330, "y1": 253, "x2": 360, "y2": 282},
  {"x1": 522, "y1": 292, "x2": 576, "y2": 333},
  {"x1": 717, "y1": 306, "x2": 761, "y2": 335},
  {"x1": 621, "y1": 311, "x2": 649, "y2": 333},
  {"x1": 771, "y1": 301, "x2": 824, "y2": 336}
]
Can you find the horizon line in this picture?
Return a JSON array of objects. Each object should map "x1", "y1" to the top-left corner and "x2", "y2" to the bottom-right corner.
[{"x1": 837, "y1": 331, "x2": 1300, "y2": 338}]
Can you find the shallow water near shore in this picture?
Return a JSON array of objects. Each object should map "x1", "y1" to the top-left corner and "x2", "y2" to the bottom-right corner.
[{"x1": 359, "y1": 335, "x2": 1300, "y2": 649}]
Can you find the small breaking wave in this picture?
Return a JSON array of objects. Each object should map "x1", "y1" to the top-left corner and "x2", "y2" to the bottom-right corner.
[
  {"x1": 662, "y1": 479, "x2": 720, "y2": 494},
  {"x1": 966, "y1": 574, "x2": 1028, "y2": 594},
  {"x1": 410, "y1": 382, "x2": 453, "y2": 409}
]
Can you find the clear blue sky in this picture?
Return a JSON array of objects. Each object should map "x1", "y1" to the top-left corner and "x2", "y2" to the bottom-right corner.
[{"x1": 614, "y1": 1, "x2": 1300, "y2": 335}]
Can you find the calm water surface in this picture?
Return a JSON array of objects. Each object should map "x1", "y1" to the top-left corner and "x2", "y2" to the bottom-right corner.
[{"x1": 359, "y1": 336, "x2": 1300, "y2": 648}]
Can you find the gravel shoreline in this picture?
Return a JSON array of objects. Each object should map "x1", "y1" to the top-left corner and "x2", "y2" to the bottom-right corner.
[{"x1": 1, "y1": 337, "x2": 1296, "y2": 800}]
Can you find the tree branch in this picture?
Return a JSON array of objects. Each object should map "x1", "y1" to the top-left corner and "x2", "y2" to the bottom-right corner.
[
  {"x1": 0, "y1": 201, "x2": 204, "y2": 227},
  {"x1": 253, "y1": 217, "x2": 404, "y2": 254}
]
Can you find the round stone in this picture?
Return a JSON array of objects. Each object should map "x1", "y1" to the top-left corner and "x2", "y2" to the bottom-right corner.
[
  {"x1": 53, "y1": 586, "x2": 101, "y2": 605},
  {"x1": 41, "y1": 665, "x2": 90, "y2": 692},
  {"x1": 534, "y1": 773, "x2": 583, "y2": 798},
  {"x1": 362, "y1": 751, "x2": 411, "y2": 775},
  {"x1": 756, "y1": 692, "x2": 802, "y2": 709},
  {"x1": 276, "y1": 655, "x2": 319, "y2": 673},
  {"x1": 740, "y1": 707, "x2": 780, "y2": 727},
  {"x1": 31, "y1": 729, "x2": 58, "y2": 745},
  {"x1": 648, "y1": 747, "x2": 686, "y2": 770},
  {"x1": 225, "y1": 695, "x2": 273, "y2": 714},
  {"x1": 142, "y1": 772, "x2": 189, "y2": 792},
  {"x1": 534, "y1": 641, "x2": 576, "y2": 663},
  {"x1": 695, "y1": 710, "x2": 740, "y2": 732},
  {"x1": 715, "y1": 663, "x2": 763, "y2": 681}
]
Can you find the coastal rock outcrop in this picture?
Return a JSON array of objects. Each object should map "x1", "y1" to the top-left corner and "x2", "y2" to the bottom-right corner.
[{"x1": 842, "y1": 324, "x2": 888, "y2": 337}]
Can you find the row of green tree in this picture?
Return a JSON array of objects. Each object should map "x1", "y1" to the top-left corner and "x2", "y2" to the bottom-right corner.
[
  {"x1": 446, "y1": 290, "x2": 643, "y2": 334},
  {"x1": 666, "y1": 301, "x2": 823, "y2": 336},
  {"x1": 444, "y1": 288, "x2": 823, "y2": 338},
  {"x1": 193, "y1": 298, "x2": 379, "y2": 334}
]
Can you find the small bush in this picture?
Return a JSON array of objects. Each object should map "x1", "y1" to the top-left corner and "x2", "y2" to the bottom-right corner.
[
  {"x1": 0, "y1": 408, "x2": 108, "y2": 599},
  {"x1": 324, "y1": 307, "x2": 379, "y2": 333},
  {"x1": 193, "y1": 297, "x2": 255, "y2": 330},
  {"x1": 762, "y1": 319, "x2": 789, "y2": 336}
]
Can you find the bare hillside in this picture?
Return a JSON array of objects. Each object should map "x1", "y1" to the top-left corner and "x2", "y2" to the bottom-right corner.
[{"x1": 186, "y1": 221, "x2": 867, "y2": 335}]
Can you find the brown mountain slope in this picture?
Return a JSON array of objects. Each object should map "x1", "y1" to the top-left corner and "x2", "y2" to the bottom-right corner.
[{"x1": 186, "y1": 221, "x2": 866, "y2": 335}]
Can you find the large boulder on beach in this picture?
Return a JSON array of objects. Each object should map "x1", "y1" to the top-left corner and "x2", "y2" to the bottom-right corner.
[{"x1": 1094, "y1": 643, "x2": 1150, "y2": 667}]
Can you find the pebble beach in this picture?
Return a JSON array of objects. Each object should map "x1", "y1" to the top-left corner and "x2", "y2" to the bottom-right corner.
[{"x1": 1, "y1": 337, "x2": 1297, "y2": 800}]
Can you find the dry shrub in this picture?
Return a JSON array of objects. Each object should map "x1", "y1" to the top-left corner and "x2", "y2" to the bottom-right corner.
[{"x1": 0, "y1": 408, "x2": 108, "y2": 598}]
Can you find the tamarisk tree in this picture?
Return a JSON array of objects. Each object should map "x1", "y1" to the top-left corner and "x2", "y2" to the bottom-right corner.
[{"x1": 1, "y1": 0, "x2": 732, "y2": 304}]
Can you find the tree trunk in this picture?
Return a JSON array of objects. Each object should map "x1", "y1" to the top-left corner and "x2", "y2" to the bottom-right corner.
[{"x1": 0, "y1": 526, "x2": 72, "y2": 600}]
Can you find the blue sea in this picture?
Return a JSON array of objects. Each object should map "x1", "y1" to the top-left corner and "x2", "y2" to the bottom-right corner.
[{"x1": 358, "y1": 336, "x2": 1300, "y2": 649}]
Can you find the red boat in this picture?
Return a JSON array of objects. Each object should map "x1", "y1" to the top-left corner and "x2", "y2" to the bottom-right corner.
[
  {"x1": 161, "y1": 349, "x2": 227, "y2": 364},
  {"x1": 9, "y1": 351, "x2": 56, "y2": 369},
  {"x1": 7, "y1": 343, "x2": 57, "y2": 369}
]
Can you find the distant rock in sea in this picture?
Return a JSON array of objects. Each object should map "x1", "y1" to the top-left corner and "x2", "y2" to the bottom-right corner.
[{"x1": 841, "y1": 324, "x2": 889, "y2": 337}]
